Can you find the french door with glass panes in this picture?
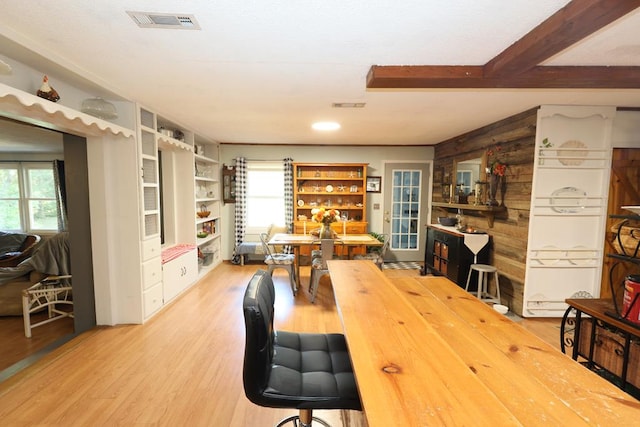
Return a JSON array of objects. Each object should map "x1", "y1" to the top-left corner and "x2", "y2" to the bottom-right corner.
[{"x1": 383, "y1": 162, "x2": 431, "y2": 262}]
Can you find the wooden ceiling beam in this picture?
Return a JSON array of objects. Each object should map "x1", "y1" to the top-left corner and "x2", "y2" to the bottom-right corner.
[
  {"x1": 366, "y1": 0, "x2": 640, "y2": 89},
  {"x1": 484, "y1": 0, "x2": 640, "y2": 77},
  {"x1": 367, "y1": 65, "x2": 640, "y2": 88}
]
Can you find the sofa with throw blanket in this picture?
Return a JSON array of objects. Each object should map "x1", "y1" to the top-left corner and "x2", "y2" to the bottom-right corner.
[
  {"x1": 0, "y1": 231, "x2": 41, "y2": 268},
  {"x1": 0, "y1": 232, "x2": 70, "y2": 316}
]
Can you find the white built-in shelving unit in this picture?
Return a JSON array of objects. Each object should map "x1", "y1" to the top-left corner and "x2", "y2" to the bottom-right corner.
[
  {"x1": 523, "y1": 105, "x2": 615, "y2": 317},
  {"x1": 194, "y1": 135, "x2": 222, "y2": 277},
  {"x1": 135, "y1": 105, "x2": 222, "y2": 321}
]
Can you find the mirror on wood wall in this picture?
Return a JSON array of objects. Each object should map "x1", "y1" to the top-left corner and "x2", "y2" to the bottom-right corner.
[{"x1": 453, "y1": 153, "x2": 486, "y2": 200}]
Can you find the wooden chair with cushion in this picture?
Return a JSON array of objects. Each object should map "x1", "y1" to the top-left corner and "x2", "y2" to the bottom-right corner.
[{"x1": 353, "y1": 233, "x2": 389, "y2": 270}]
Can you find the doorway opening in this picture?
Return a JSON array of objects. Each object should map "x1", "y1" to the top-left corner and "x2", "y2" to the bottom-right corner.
[{"x1": 0, "y1": 118, "x2": 95, "y2": 381}]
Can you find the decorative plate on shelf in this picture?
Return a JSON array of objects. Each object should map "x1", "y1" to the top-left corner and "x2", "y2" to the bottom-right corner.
[
  {"x1": 570, "y1": 290, "x2": 594, "y2": 299},
  {"x1": 567, "y1": 246, "x2": 597, "y2": 266},
  {"x1": 550, "y1": 186, "x2": 587, "y2": 213},
  {"x1": 557, "y1": 139, "x2": 588, "y2": 166},
  {"x1": 297, "y1": 199, "x2": 304, "y2": 207},
  {"x1": 325, "y1": 185, "x2": 333, "y2": 193},
  {"x1": 534, "y1": 245, "x2": 563, "y2": 266}
]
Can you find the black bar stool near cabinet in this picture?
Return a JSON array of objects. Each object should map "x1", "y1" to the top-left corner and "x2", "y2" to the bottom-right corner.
[{"x1": 242, "y1": 270, "x2": 362, "y2": 426}]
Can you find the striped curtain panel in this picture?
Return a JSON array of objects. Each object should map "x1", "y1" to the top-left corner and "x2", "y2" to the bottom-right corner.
[
  {"x1": 283, "y1": 158, "x2": 294, "y2": 253},
  {"x1": 231, "y1": 157, "x2": 247, "y2": 264}
]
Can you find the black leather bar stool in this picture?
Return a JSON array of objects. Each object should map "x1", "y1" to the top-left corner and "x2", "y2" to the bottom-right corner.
[{"x1": 242, "y1": 269, "x2": 362, "y2": 426}]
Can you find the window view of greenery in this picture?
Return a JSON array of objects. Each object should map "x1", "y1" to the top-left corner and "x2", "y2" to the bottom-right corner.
[
  {"x1": 0, "y1": 163, "x2": 59, "y2": 232},
  {"x1": 246, "y1": 163, "x2": 285, "y2": 230}
]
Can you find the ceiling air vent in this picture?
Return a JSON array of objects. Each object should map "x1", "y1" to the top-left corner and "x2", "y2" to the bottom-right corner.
[
  {"x1": 127, "y1": 11, "x2": 201, "y2": 30},
  {"x1": 332, "y1": 103, "x2": 366, "y2": 108}
]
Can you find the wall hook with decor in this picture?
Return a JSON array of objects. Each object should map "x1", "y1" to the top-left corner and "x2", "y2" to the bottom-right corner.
[{"x1": 222, "y1": 164, "x2": 236, "y2": 203}]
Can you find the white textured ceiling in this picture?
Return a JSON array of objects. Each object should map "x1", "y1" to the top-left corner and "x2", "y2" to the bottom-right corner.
[{"x1": 1, "y1": 0, "x2": 640, "y2": 146}]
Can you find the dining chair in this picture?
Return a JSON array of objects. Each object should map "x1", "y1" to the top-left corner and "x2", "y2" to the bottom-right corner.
[
  {"x1": 242, "y1": 270, "x2": 361, "y2": 426},
  {"x1": 259, "y1": 233, "x2": 297, "y2": 295},
  {"x1": 309, "y1": 239, "x2": 337, "y2": 303},
  {"x1": 311, "y1": 236, "x2": 345, "y2": 261},
  {"x1": 353, "y1": 233, "x2": 389, "y2": 270}
]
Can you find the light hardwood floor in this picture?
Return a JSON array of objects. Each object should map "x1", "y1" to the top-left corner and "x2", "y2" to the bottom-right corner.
[
  {"x1": 0, "y1": 262, "x2": 561, "y2": 426},
  {"x1": 0, "y1": 310, "x2": 74, "y2": 374}
]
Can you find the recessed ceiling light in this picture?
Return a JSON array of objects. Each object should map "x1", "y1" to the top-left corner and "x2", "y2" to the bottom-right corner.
[{"x1": 312, "y1": 122, "x2": 341, "y2": 131}]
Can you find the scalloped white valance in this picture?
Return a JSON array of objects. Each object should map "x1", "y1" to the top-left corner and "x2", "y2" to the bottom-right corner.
[{"x1": 0, "y1": 83, "x2": 134, "y2": 139}]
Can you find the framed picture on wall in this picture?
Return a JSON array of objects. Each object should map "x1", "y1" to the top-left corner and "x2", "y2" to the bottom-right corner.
[{"x1": 366, "y1": 176, "x2": 381, "y2": 193}]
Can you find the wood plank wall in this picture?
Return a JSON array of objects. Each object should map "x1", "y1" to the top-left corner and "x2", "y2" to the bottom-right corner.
[
  {"x1": 432, "y1": 107, "x2": 539, "y2": 315},
  {"x1": 602, "y1": 148, "x2": 640, "y2": 300}
]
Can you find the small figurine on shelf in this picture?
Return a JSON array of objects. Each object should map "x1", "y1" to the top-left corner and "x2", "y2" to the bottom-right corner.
[
  {"x1": 36, "y1": 75, "x2": 60, "y2": 102},
  {"x1": 455, "y1": 209, "x2": 466, "y2": 231}
]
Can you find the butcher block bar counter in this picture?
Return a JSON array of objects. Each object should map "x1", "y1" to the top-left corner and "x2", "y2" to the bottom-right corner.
[{"x1": 327, "y1": 260, "x2": 639, "y2": 426}]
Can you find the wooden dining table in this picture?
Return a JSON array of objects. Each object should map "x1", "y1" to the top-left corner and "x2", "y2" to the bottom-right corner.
[
  {"x1": 327, "y1": 260, "x2": 640, "y2": 426},
  {"x1": 267, "y1": 233, "x2": 382, "y2": 281}
]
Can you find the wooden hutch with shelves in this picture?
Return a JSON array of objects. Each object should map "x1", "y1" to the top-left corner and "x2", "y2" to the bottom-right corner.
[{"x1": 293, "y1": 162, "x2": 368, "y2": 257}]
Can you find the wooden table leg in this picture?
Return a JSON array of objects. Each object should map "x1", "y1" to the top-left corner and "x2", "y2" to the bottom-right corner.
[{"x1": 294, "y1": 246, "x2": 301, "y2": 284}]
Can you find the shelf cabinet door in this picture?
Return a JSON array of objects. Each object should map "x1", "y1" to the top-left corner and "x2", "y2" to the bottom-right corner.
[
  {"x1": 138, "y1": 109, "x2": 161, "y2": 240},
  {"x1": 163, "y1": 250, "x2": 198, "y2": 303}
]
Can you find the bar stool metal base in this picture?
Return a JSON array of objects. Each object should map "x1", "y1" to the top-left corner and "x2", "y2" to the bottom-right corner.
[
  {"x1": 465, "y1": 264, "x2": 501, "y2": 304},
  {"x1": 276, "y1": 409, "x2": 331, "y2": 427}
]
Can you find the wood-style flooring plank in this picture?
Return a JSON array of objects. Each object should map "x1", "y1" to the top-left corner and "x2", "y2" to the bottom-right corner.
[
  {"x1": 0, "y1": 310, "x2": 74, "y2": 373},
  {"x1": 0, "y1": 262, "x2": 563, "y2": 426}
]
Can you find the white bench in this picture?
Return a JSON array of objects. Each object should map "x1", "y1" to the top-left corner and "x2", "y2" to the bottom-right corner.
[
  {"x1": 235, "y1": 225, "x2": 289, "y2": 265},
  {"x1": 236, "y1": 242, "x2": 263, "y2": 265}
]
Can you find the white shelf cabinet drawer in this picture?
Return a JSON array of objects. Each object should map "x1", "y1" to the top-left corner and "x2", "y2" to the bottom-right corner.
[
  {"x1": 142, "y1": 237, "x2": 162, "y2": 262},
  {"x1": 143, "y1": 283, "x2": 163, "y2": 318},
  {"x1": 142, "y1": 258, "x2": 162, "y2": 290}
]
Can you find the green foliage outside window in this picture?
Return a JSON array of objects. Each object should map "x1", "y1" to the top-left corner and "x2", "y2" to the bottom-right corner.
[{"x1": 0, "y1": 163, "x2": 59, "y2": 231}]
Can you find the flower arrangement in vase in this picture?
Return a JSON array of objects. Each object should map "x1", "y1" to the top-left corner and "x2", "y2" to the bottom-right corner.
[
  {"x1": 486, "y1": 145, "x2": 508, "y2": 206},
  {"x1": 311, "y1": 207, "x2": 340, "y2": 239},
  {"x1": 486, "y1": 145, "x2": 508, "y2": 177}
]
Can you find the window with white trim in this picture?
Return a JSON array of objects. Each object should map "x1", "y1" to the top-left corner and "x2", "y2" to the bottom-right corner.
[
  {"x1": 0, "y1": 162, "x2": 59, "y2": 232},
  {"x1": 245, "y1": 161, "x2": 285, "y2": 233}
]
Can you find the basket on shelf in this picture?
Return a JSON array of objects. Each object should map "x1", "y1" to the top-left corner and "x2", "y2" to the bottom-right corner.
[
  {"x1": 197, "y1": 204, "x2": 211, "y2": 219},
  {"x1": 578, "y1": 319, "x2": 640, "y2": 390},
  {"x1": 611, "y1": 221, "x2": 640, "y2": 258}
]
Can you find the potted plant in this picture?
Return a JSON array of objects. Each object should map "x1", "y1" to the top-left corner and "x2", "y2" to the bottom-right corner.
[{"x1": 367, "y1": 231, "x2": 385, "y2": 253}]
